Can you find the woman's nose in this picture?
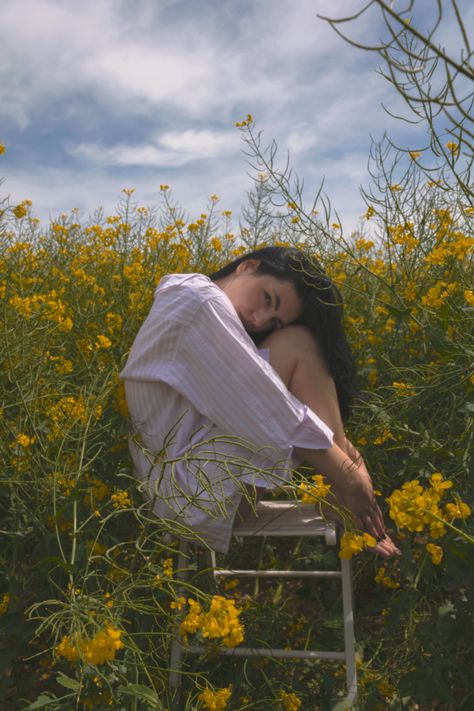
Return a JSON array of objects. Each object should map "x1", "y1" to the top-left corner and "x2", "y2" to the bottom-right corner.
[{"x1": 252, "y1": 310, "x2": 269, "y2": 330}]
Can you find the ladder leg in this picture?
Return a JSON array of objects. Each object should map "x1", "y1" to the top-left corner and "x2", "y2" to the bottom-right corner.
[
  {"x1": 341, "y1": 557, "x2": 357, "y2": 706},
  {"x1": 169, "y1": 538, "x2": 189, "y2": 702}
]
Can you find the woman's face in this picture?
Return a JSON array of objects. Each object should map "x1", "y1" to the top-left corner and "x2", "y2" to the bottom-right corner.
[{"x1": 218, "y1": 259, "x2": 303, "y2": 333}]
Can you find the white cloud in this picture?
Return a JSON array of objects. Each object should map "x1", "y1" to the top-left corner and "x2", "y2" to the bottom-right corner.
[
  {"x1": 70, "y1": 129, "x2": 238, "y2": 167},
  {"x1": 2, "y1": 0, "x2": 460, "y2": 237}
]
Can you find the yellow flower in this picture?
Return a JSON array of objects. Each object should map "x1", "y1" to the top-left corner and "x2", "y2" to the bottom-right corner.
[
  {"x1": 210, "y1": 237, "x2": 223, "y2": 252},
  {"x1": 374, "y1": 566, "x2": 400, "y2": 589},
  {"x1": 110, "y1": 490, "x2": 132, "y2": 509},
  {"x1": 180, "y1": 595, "x2": 244, "y2": 647},
  {"x1": 96, "y1": 334, "x2": 112, "y2": 349},
  {"x1": 170, "y1": 596, "x2": 186, "y2": 610},
  {"x1": 409, "y1": 151, "x2": 421, "y2": 160},
  {"x1": 464, "y1": 290, "x2": 474, "y2": 306},
  {"x1": 444, "y1": 500, "x2": 471, "y2": 520},
  {"x1": 13, "y1": 202, "x2": 29, "y2": 219},
  {"x1": 390, "y1": 184, "x2": 401, "y2": 192},
  {"x1": 280, "y1": 690, "x2": 302, "y2": 711},
  {"x1": 299, "y1": 474, "x2": 331, "y2": 503},
  {"x1": 0, "y1": 143, "x2": 5, "y2": 154},
  {"x1": 180, "y1": 599, "x2": 202, "y2": 640},
  {"x1": 0, "y1": 593, "x2": 10, "y2": 616},
  {"x1": 339, "y1": 532, "x2": 377, "y2": 559},
  {"x1": 363, "y1": 205, "x2": 375, "y2": 220},
  {"x1": 162, "y1": 558, "x2": 174, "y2": 577},
  {"x1": 446, "y1": 141, "x2": 459, "y2": 154},
  {"x1": 392, "y1": 381, "x2": 416, "y2": 397},
  {"x1": 426, "y1": 543, "x2": 443, "y2": 565},
  {"x1": 354, "y1": 237, "x2": 374, "y2": 251},
  {"x1": 56, "y1": 635, "x2": 80, "y2": 662},
  {"x1": 429, "y1": 473, "x2": 453, "y2": 495},
  {"x1": 235, "y1": 113, "x2": 253, "y2": 128},
  {"x1": 198, "y1": 685, "x2": 232, "y2": 711},
  {"x1": 421, "y1": 281, "x2": 457, "y2": 308},
  {"x1": 14, "y1": 433, "x2": 36, "y2": 448}
]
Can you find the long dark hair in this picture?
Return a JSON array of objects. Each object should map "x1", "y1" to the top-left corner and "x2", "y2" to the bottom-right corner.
[{"x1": 210, "y1": 246, "x2": 357, "y2": 421}]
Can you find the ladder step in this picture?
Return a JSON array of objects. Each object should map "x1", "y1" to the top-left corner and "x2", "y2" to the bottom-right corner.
[
  {"x1": 213, "y1": 569, "x2": 342, "y2": 578},
  {"x1": 183, "y1": 644, "x2": 346, "y2": 661}
]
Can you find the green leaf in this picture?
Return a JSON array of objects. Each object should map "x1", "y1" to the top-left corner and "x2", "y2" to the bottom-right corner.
[
  {"x1": 118, "y1": 683, "x2": 163, "y2": 708},
  {"x1": 24, "y1": 694, "x2": 60, "y2": 710},
  {"x1": 56, "y1": 672, "x2": 81, "y2": 691}
]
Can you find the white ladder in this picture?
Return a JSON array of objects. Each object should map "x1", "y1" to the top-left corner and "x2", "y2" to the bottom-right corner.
[{"x1": 169, "y1": 500, "x2": 357, "y2": 708}]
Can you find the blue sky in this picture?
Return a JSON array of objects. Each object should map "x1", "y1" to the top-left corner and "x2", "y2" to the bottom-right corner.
[{"x1": 1, "y1": 0, "x2": 469, "y2": 233}]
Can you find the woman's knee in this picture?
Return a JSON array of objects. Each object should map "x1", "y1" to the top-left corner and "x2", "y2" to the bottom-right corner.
[{"x1": 261, "y1": 325, "x2": 320, "y2": 386}]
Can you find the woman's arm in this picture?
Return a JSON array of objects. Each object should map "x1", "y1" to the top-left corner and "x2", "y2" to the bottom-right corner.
[{"x1": 263, "y1": 325, "x2": 399, "y2": 554}]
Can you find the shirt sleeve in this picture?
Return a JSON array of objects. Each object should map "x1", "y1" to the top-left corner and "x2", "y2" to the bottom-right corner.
[{"x1": 141, "y1": 286, "x2": 333, "y2": 457}]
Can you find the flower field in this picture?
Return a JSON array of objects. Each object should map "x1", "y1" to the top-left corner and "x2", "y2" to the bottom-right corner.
[{"x1": 0, "y1": 118, "x2": 473, "y2": 711}]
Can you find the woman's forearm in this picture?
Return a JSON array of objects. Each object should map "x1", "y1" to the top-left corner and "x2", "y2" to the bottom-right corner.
[
  {"x1": 295, "y1": 442, "x2": 364, "y2": 491},
  {"x1": 294, "y1": 441, "x2": 385, "y2": 538}
]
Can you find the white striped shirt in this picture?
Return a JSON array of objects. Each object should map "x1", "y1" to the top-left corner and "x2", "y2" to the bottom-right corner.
[{"x1": 121, "y1": 273, "x2": 333, "y2": 552}]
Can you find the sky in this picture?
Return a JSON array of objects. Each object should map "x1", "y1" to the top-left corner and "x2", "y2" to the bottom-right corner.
[{"x1": 1, "y1": 0, "x2": 470, "y2": 234}]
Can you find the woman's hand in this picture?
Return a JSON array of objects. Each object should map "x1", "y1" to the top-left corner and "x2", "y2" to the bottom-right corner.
[
  {"x1": 295, "y1": 440, "x2": 400, "y2": 557},
  {"x1": 339, "y1": 456, "x2": 385, "y2": 538},
  {"x1": 342, "y1": 437, "x2": 400, "y2": 557}
]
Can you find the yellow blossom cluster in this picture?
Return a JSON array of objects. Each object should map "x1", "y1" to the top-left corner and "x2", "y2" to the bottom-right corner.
[
  {"x1": 424, "y1": 208, "x2": 473, "y2": 265},
  {"x1": 299, "y1": 474, "x2": 331, "y2": 503},
  {"x1": 280, "y1": 690, "x2": 302, "y2": 710},
  {"x1": 387, "y1": 473, "x2": 471, "y2": 548},
  {"x1": 56, "y1": 625, "x2": 124, "y2": 665},
  {"x1": 45, "y1": 352, "x2": 74, "y2": 374},
  {"x1": 180, "y1": 595, "x2": 244, "y2": 647},
  {"x1": 445, "y1": 141, "x2": 459, "y2": 154},
  {"x1": 387, "y1": 222, "x2": 420, "y2": 253},
  {"x1": 9, "y1": 291, "x2": 73, "y2": 331},
  {"x1": 12, "y1": 433, "x2": 36, "y2": 449},
  {"x1": 110, "y1": 490, "x2": 132, "y2": 509},
  {"x1": 339, "y1": 531, "x2": 377, "y2": 559},
  {"x1": 83, "y1": 476, "x2": 110, "y2": 507},
  {"x1": 374, "y1": 566, "x2": 400, "y2": 589},
  {"x1": 162, "y1": 557, "x2": 174, "y2": 577},
  {"x1": 235, "y1": 113, "x2": 253, "y2": 128},
  {"x1": 12, "y1": 199, "x2": 32, "y2": 219},
  {"x1": 425, "y1": 543, "x2": 443, "y2": 565},
  {"x1": 421, "y1": 280, "x2": 457, "y2": 308},
  {"x1": 46, "y1": 395, "x2": 102, "y2": 440},
  {"x1": 198, "y1": 685, "x2": 232, "y2": 711},
  {"x1": 392, "y1": 381, "x2": 416, "y2": 397},
  {"x1": 0, "y1": 593, "x2": 10, "y2": 615}
]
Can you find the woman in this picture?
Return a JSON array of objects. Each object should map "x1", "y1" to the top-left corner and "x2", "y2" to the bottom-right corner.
[{"x1": 121, "y1": 246, "x2": 398, "y2": 558}]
